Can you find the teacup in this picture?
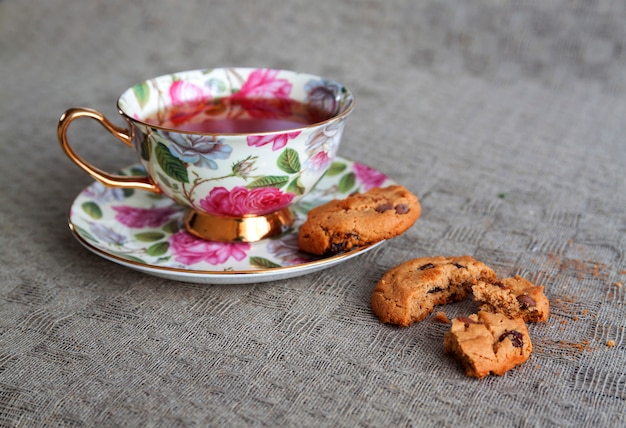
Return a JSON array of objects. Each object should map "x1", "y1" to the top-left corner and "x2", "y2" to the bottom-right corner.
[{"x1": 58, "y1": 67, "x2": 355, "y2": 242}]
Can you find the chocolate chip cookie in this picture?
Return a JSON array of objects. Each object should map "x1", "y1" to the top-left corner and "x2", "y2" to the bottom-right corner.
[
  {"x1": 370, "y1": 255, "x2": 497, "y2": 327},
  {"x1": 472, "y1": 275, "x2": 550, "y2": 323},
  {"x1": 443, "y1": 311, "x2": 533, "y2": 378},
  {"x1": 297, "y1": 185, "x2": 420, "y2": 256}
]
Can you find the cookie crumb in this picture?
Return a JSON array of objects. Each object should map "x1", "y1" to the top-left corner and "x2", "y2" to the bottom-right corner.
[
  {"x1": 433, "y1": 311, "x2": 450, "y2": 324},
  {"x1": 607, "y1": 340, "x2": 616, "y2": 347},
  {"x1": 615, "y1": 282, "x2": 623, "y2": 288}
]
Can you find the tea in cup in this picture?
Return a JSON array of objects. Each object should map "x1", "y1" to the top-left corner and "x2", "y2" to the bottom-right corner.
[{"x1": 58, "y1": 67, "x2": 355, "y2": 242}]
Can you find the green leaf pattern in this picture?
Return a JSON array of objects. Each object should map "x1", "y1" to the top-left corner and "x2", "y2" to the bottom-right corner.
[
  {"x1": 249, "y1": 257, "x2": 282, "y2": 269},
  {"x1": 140, "y1": 136, "x2": 151, "y2": 161},
  {"x1": 325, "y1": 162, "x2": 347, "y2": 177},
  {"x1": 132, "y1": 82, "x2": 151, "y2": 108},
  {"x1": 135, "y1": 232, "x2": 166, "y2": 242},
  {"x1": 82, "y1": 202, "x2": 102, "y2": 219},
  {"x1": 287, "y1": 177, "x2": 306, "y2": 195},
  {"x1": 246, "y1": 175, "x2": 290, "y2": 189},
  {"x1": 155, "y1": 142, "x2": 189, "y2": 183},
  {"x1": 338, "y1": 172, "x2": 356, "y2": 193},
  {"x1": 277, "y1": 148, "x2": 301, "y2": 174},
  {"x1": 147, "y1": 242, "x2": 170, "y2": 257}
]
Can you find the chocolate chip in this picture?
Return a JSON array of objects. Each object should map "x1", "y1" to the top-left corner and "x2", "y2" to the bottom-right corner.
[
  {"x1": 419, "y1": 263, "x2": 436, "y2": 270},
  {"x1": 328, "y1": 232, "x2": 359, "y2": 255},
  {"x1": 329, "y1": 242, "x2": 346, "y2": 254},
  {"x1": 516, "y1": 294, "x2": 536, "y2": 309},
  {"x1": 427, "y1": 286, "x2": 444, "y2": 294},
  {"x1": 458, "y1": 317, "x2": 478, "y2": 327},
  {"x1": 452, "y1": 263, "x2": 465, "y2": 269},
  {"x1": 375, "y1": 203, "x2": 393, "y2": 213},
  {"x1": 499, "y1": 330, "x2": 524, "y2": 348},
  {"x1": 394, "y1": 204, "x2": 410, "y2": 214}
]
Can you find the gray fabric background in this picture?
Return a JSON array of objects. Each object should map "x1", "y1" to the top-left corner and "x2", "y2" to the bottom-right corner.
[{"x1": 1, "y1": 0, "x2": 625, "y2": 426}]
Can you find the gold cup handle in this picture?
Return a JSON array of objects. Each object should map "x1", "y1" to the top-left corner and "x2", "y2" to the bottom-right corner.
[{"x1": 57, "y1": 107, "x2": 161, "y2": 193}]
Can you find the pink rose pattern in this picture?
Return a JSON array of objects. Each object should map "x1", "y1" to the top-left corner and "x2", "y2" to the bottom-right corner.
[
  {"x1": 166, "y1": 80, "x2": 213, "y2": 125},
  {"x1": 304, "y1": 121, "x2": 342, "y2": 172},
  {"x1": 231, "y1": 69, "x2": 294, "y2": 121},
  {"x1": 199, "y1": 186, "x2": 295, "y2": 216},
  {"x1": 354, "y1": 162, "x2": 388, "y2": 191},
  {"x1": 169, "y1": 231, "x2": 250, "y2": 265},
  {"x1": 112, "y1": 205, "x2": 181, "y2": 228},
  {"x1": 247, "y1": 131, "x2": 301, "y2": 151},
  {"x1": 307, "y1": 151, "x2": 332, "y2": 172},
  {"x1": 169, "y1": 80, "x2": 212, "y2": 106},
  {"x1": 233, "y1": 68, "x2": 292, "y2": 99}
]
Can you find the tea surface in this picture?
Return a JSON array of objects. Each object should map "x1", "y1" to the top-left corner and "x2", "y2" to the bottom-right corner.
[{"x1": 144, "y1": 97, "x2": 330, "y2": 133}]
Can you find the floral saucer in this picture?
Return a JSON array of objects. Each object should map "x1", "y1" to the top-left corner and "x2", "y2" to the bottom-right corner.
[{"x1": 68, "y1": 156, "x2": 395, "y2": 284}]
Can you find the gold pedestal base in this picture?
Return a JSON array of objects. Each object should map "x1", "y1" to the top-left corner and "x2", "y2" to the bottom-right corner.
[{"x1": 183, "y1": 208, "x2": 295, "y2": 242}]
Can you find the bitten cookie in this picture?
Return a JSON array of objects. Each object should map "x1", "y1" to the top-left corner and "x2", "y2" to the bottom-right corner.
[
  {"x1": 443, "y1": 311, "x2": 533, "y2": 378},
  {"x1": 297, "y1": 185, "x2": 420, "y2": 255},
  {"x1": 472, "y1": 275, "x2": 550, "y2": 323},
  {"x1": 371, "y1": 256, "x2": 497, "y2": 327}
]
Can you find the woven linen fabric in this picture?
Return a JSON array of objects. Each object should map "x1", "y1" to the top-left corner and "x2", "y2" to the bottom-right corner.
[{"x1": 1, "y1": 0, "x2": 625, "y2": 426}]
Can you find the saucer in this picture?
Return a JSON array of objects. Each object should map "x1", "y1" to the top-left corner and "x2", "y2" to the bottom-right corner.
[{"x1": 68, "y1": 156, "x2": 396, "y2": 284}]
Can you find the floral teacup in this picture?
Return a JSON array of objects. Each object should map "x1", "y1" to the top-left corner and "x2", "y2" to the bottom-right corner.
[{"x1": 58, "y1": 68, "x2": 355, "y2": 242}]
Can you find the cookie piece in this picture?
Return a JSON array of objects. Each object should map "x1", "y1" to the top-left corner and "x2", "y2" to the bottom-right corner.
[
  {"x1": 433, "y1": 311, "x2": 451, "y2": 324},
  {"x1": 472, "y1": 275, "x2": 550, "y2": 323},
  {"x1": 443, "y1": 311, "x2": 533, "y2": 378},
  {"x1": 371, "y1": 255, "x2": 497, "y2": 327},
  {"x1": 297, "y1": 185, "x2": 420, "y2": 255}
]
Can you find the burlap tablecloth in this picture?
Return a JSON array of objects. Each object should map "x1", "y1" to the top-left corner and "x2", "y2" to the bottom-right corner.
[{"x1": 1, "y1": 1, "x2": 625, "y2": 426}]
